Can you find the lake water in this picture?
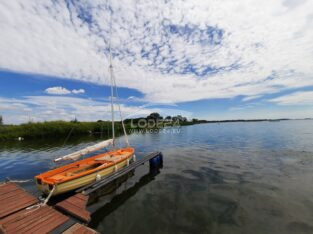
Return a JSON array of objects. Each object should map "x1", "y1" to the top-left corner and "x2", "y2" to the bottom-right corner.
[{"x1": 1, "y1": 120, "x2": 313, "y2": 234}]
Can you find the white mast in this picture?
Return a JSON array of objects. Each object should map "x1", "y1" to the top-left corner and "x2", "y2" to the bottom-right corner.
[
  {"x1": 109, "y1": 7, "x2": 115, "y2": 148},
  {"x1": 109, "y1": 59, "x2": 115, "y2": 147},
  {"x1": 107, "y1": 0, "x2": 130, "y2": 148}
]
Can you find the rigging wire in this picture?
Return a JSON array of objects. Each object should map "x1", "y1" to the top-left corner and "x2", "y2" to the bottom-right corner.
[{"x1": 112, "y1": 72, "x2": 130, "y2": 146}]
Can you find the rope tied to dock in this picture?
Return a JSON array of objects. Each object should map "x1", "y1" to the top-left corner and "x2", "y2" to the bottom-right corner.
[
  {"x1": 5, "y1": 177, "x2": 33, "y2": 183},
  {"x1": 43, "y1": 185, "x2": 56, "y2": 205},
  {"x1": 25, "y1": 184, "x2": 56, "y2": 213}
]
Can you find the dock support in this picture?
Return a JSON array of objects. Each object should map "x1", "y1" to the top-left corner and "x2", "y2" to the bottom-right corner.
[{"x1": 149, "y1": 152, "x2": 163, "y2": 169}]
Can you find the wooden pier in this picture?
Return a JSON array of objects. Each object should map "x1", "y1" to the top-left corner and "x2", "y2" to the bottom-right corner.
[
  {"x1": 0, "y1": 151, "x2": 163, "y2": 233},
  {"x1": 0, "y1": 182, "x2": 38, "y2": 219},
  {"x1": 56, "y1": 193, "x2": 91, "y2": 223},
  {"x1": 0, "y1": 183, "x2": 97, "y2": 234}
]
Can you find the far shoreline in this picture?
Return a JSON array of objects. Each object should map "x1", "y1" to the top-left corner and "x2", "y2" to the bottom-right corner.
[{"x1": 0, "y1": 116, "x2": 311, "y2": 142}]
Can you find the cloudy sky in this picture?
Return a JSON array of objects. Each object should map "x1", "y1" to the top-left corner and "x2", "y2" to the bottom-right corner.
[{"x1": 0, "y1": 0, "x2": 313, "y2": 124}]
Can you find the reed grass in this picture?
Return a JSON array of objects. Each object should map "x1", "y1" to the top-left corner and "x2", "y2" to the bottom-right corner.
[{"x1": 0, "y1": 121, "x2": 124, "y2": 141}]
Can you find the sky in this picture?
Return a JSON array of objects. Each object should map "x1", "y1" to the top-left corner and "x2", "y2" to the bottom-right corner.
[{"x1": 0, "y1": 0, "x2": 313, "y2": 124}]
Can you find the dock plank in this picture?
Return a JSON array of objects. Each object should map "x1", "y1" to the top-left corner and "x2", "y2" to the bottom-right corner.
[
  {"x1": 0, "y1": 193, "x2": 35, "y2": 208},
  {"x1": 4, "y1": 206, "x2": 53, "y2": 232},
  {"x1": 75, "y1": 193, "x2": 89, "y2": 201},
  {"x1": 65, "y1": 196, "x2": 86, "y2": 207},
  {"x1": 56, "y1": 201, "x2": 90, "y2": 223},
  {"x1": 1, "y1": 206, "x2": 69, "y2": 234},
  {"x1": 0, "y1": 205, "x2": 39, "y2": 225},
  {"x1": 0, "y1": 183, "x2": 98, "y2": 234},
  {"x1": 23, "y1": 212, "x2": 69, "y2": 234},
  {"x1": 0, "y1": 183, "x2": 20, "y2": 196},
  {"x1": 3, "y1": 206, "x2": 51, "y2": 231},
  {"x1": 63, "y1": 223, "x2": 98, "y2": 234},
  {"x1": 56, "y1": 194, "x2": 90, "y2": 223},
  {"x1": 1, "y1": 196, "x2": 38, "y2": 218},
  {"x1": 0, "y1": 183, "x2": 38, "y2": 218},
  {"x1": 0, "y1": 189, "x2": 25, "y2": 201}
]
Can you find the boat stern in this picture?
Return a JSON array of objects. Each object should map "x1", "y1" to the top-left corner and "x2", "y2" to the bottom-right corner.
[{"x1": 35, "y1": 176, "x2": 55, "y2": 195}]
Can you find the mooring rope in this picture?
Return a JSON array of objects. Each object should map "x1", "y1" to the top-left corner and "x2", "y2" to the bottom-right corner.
[
  {"x1": 5, "y1": 177, "x2": 33, "y2": 183},
  {"x1": 43, "y1": 185, "x2": 56, "y2": 206},
  {"x1": 25, "y1": 203, "x2": 42, "y2": 214},
  {"x1": 25, "y1": 184, "x2": 56, "y2": 213}
]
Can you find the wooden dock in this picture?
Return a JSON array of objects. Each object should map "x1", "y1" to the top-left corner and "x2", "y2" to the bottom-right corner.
[
  {"x1": 62, "y1": 223, "x2": 96, "y2": 234},
  {"x1": 0, "y1": 152, "x2": 163, "y2": 233},
  {"x1": 56, "y1": 193, "x2": 91, "y2": 223},
  {"x1": 0, "y1": 182, "x2": 38, "y2": 219},
  {"x1": 0, "y1": 183, "x2": 97, "y2": 234}
]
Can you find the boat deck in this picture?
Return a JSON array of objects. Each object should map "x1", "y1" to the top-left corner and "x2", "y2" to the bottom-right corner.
[{"x1": 0, "y1": 183, "x2": 97, "y2": 234}]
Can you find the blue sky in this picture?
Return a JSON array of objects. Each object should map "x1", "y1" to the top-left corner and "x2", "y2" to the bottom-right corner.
[{"x1": 0, "y1": 0, "x2": 313, "y2": 124}]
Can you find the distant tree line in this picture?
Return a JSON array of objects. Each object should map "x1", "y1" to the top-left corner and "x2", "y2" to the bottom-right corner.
[
  {"x1": 124, "y1": 113, "x2": 292, "y2": 126},
  {"x1": 124, "y1": 112, "x2": 191, "y2": 125},
  {"x1": 0, "y1": 113, "x2": 293, "y2": 141}
]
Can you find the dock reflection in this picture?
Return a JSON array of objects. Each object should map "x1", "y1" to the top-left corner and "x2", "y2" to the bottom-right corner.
[{"x1": 88, "y1": 166, "x2": 162, "y2": 227}]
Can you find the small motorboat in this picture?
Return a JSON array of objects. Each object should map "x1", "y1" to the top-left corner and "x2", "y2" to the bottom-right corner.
[{"x1": 35, "y1": 147, "x2": 134, "y2": 195}]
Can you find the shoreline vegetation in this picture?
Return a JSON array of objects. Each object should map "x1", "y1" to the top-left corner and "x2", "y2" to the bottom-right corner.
[{"x1": 0, "y1": 113, "x2": 309, "y2": 141}]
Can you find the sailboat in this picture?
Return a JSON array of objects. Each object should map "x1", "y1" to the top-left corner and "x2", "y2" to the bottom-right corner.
[{"x1": 35, "y1": 26, "x2": 135, "y2": 196}]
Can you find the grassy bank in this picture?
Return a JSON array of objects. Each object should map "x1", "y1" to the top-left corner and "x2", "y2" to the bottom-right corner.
[
  {"x1": 0, "y1": 119, "x2": 200, "y2": 141},
  {"x1": 0, "y1": 112, "x2": 200, "y2": 141},
  {"x1": 0, "y1": 121, "x2": 124, "y2": 141},
  {"x1": 5, "y1": 111, "x2": 284, "y2": 141}
]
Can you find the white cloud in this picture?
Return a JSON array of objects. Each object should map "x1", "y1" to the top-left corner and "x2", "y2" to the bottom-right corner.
[
  {"x1": 0, "y1": 96, "x2": 158, "y2": 124},
  {"x1": 72, "y1": 89, "x2": 85, "y2": 94},
  {"x1": 0, "y1": 95, "x2": 194, "y2": 124},
  {"x1": 0, "y1": 0, "x2": 312, "y2": 104},
  {"x1": 269, "y1": 91, "x2": 313, "y2": 105},
  {"x1": 45, "y1": 86, "x2": 71, "y2": 95},
  {"x1": 242, "y1": 95, "x2": 262, "y2": 102},
  {"x1": 45, "y1": 87, "x2": 85, "y2": 95}
]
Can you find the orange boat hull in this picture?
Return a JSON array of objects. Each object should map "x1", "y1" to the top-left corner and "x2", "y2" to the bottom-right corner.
[{"x1": 35, "y1": 147, "x2": 134, "y2": 195}]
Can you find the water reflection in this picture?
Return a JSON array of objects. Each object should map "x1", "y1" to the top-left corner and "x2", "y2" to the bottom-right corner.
[
  {"x1": 89, "y1": 166, "x2": 162, "y2": 228},
  {"x1": 1, "y1": 120, "x2": 313, "y2": 233}
]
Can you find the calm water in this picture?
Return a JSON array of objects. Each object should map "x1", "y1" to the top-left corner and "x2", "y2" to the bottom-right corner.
[{"x1": 1, "y1": 120, "x2": 313, "y2": 234}]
